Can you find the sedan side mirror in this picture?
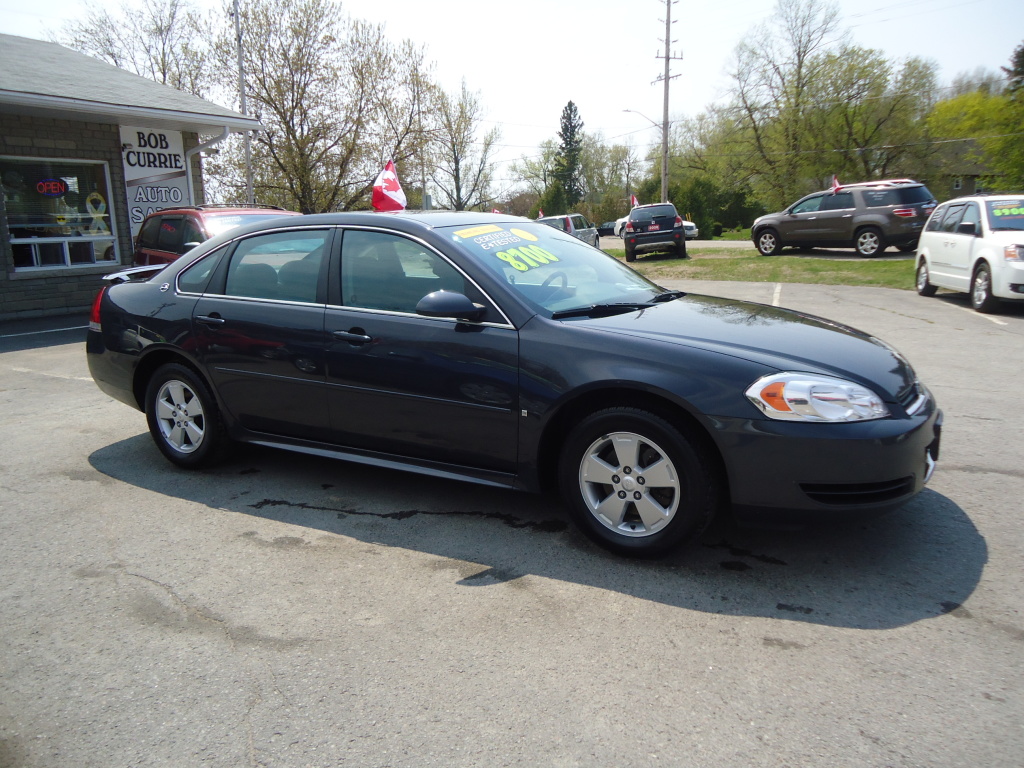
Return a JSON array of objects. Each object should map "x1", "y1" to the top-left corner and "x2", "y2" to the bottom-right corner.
[
  {"x1": 416, "y1": 290, "x2": 487, "y2": 322},
  {"x1": 957, "y1": 221, "x2": 977, "y2": 236}
]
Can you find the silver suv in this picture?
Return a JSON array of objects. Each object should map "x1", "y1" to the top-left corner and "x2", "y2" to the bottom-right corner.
[
  {"x1": 537, "y1": 213, "x2": 600, "y2": 248},
  {"x1": 751, "y1": 179, "x2": 937, "y2": 257}
]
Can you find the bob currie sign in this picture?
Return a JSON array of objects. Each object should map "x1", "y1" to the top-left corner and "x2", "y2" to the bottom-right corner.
[{"x1": 120, "y1": 126, "x2": 191, "y2": 237}]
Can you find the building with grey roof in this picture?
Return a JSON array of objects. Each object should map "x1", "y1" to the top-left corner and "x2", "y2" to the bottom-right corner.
[{"x1": 1, "y1": 33, "x2": 261, "y2": 319}]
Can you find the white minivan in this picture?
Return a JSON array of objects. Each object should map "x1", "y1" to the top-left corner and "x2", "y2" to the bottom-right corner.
[{"x1": 915, "y1": 195, "x2": 1024, "y2": 312}]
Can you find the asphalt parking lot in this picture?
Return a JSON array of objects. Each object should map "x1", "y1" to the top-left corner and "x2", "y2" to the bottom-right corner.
[{"x1": 1, "y1": 282, "x2": 1022, "y2": 767}]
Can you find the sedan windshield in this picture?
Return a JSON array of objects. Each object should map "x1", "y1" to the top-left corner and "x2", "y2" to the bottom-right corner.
[
  {"x1": 447, "y1": 221, "x2": 666, "y2": 315},
  {"x1": 986, "y1": 199, "x2": 1024, "y2": 231}
]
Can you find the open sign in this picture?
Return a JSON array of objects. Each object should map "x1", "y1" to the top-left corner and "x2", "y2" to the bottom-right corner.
[{"x1": 36, "y1": 178, "x2": 68, "y2": 197}]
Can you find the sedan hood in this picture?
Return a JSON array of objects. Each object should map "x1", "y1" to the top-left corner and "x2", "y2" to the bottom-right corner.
[{"x1": 579, "y1": 294, "x2": 916, "y2": 401}]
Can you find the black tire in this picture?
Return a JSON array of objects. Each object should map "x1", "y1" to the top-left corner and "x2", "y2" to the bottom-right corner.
[
  {"x1": 755, "y1": 229, "x2": 781, "y2": 256},
  {"x1": 971, "y1": 263, "x2": 999, "y2": 313},
  {"x1": 145, "y1": 363, "x2": 229, "y2": 468},
  {"x1": 625, "y1": 246, "x2": 636, "y2": 262},
  {"x1": 915, "y1": 260, "x2": 938, "y2": 297},
  {"x1": 558, "y1": 407, "x2": 719, "y2": 557},
  {"x1": 676, "y1": 239, "x2": 688, "y2": 259},
  {"x1": 855, "y1": 227, "x2": 885, "y2": 257}
]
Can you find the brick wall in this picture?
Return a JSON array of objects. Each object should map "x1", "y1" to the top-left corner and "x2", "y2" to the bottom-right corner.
[{"x1": 1, "y1": 114, "x2": 203, "y2": 320}]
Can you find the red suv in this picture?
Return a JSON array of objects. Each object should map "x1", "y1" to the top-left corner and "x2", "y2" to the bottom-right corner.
[{"x1": 131, "y1": 205, "x2": 300, "y2": 266}]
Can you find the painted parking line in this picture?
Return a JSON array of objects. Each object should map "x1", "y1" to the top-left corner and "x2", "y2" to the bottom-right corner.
[
  {"x1": 0, "y1": 325, "x2": 88, "y2": 339},
  {"x1": 954, "y1": 306, "x2": 1008, "y2": 326},
  {"x1": 772, "y1": 283, "x2": 782, "y2": 307},
  {"x1": 9, "y1": 366, "x2": 92, "y2": 382}
]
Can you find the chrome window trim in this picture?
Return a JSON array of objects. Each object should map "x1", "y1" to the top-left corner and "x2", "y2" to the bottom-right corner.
[{"x1": 324, "y1": 302, "x2": 515, "y2": 330}]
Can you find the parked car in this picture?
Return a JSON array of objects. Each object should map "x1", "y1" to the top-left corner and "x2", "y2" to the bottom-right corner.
[
  {"x1": 682, "y1": 220, "x2": 699, "y2": 240},
  {"x1": 915, "y1": 194, "x2": 1024, "y2": 313},
  {"x1": 622, "y1": 202, "x2": 688, "y2": 261},
  {"x1": 597, "y1": 221, "x2": 617, "y2": 237},
  {"x1": 537, "y1": 213, "x2": 600, "y2": 248},
  {"x1": 615, "y1": 215, "x2": 629, "y2": 237},
  {"x1": 751, "y1": 179, "x2": 937, "y2": 257},
  {"x1": 88, "y1": 211, "x2": 940, "y2": 557},
  {"x1": 131, "y1": 204, "x2": 299, "y2": 266}
]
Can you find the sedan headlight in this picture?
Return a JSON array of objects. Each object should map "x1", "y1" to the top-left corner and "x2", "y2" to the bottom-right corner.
[{"x1": 745, "y1": 373, "x2": 890, "y2": 422}]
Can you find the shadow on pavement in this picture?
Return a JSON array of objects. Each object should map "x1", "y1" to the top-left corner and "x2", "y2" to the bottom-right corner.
[{"x1": 90, "y1": 436, "x2": 985, "y2": 631}]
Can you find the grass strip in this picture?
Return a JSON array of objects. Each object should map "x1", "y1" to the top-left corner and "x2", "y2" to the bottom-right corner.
[{"x1": 606, "y1": 249, "x2": 915, "y2": 291}]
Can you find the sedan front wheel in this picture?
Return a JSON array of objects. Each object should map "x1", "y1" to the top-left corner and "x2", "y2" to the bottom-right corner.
[{"x1": 559, "y1": 408, "x2": 719, "y2": 557}]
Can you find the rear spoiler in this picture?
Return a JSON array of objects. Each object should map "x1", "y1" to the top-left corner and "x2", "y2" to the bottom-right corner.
[{"x1": 102, "y1": 264, "x2": 167, "y2": 284}]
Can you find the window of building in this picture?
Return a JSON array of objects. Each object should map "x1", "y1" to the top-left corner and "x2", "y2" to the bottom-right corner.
[
  {"x1": 953, "y1": 177, "x2": 963, "y2": 191},
  {"x1": 2, "y1": 157, "x2": 118, "y2": 270}
]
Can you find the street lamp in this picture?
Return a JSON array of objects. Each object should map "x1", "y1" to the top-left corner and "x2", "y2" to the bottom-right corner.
[{"x1": 624, "y1": 109, "x2": 669, "y2": 204}]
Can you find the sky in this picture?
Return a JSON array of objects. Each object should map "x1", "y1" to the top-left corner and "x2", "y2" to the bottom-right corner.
[{"x1": 2, "y1": 0, "x2": 1022, "y2": 193}]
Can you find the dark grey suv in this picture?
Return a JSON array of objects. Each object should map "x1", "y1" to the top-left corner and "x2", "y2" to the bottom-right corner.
[
  {"x1": 751, "y1": 179, "x2": 937, "y2": 257},
  {"x1": 623, "y1": 203, "x2": 687, "y2": 261}
]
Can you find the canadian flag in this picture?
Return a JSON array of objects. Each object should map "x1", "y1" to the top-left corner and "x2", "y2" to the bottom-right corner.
[
  {"x1": 630, "y1": 193, "x2": 639, "y2": 207},
  {"x1": 537, "y1": 208, "x2": 544, "y2": 218},
  {"x1": 372, "y1": 160, "x2": 407, "y2": 211},
  {"x1": 492, "y1": 208, "x2": 501, "y2": 214},
  {"x1": 830, "y1": 175, "x2": 842, "y2": 194}
]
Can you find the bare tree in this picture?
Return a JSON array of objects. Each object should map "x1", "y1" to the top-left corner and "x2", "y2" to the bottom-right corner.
[
  {"x1": 207, "y1": 0, "x2": 434, "y2": 212},
  {"x1": 429, "y1": 82, "x2": 500, "y2": 211},
  {"x1": 56, "y1": 0, "x2": 211, "y2": 97}
]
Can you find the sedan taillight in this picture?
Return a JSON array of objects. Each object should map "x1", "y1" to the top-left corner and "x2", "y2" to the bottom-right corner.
[
  {"x1": 89, "y1": 286, "x2": 107, "y2": 332},
  {"x1": 893, "y1": 208, "x2": 917, "y2": 218}
]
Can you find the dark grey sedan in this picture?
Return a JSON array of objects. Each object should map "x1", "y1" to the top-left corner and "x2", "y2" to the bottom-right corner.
[{"x1": 87, "y1": 211, "x2": 941, "y2": 556}]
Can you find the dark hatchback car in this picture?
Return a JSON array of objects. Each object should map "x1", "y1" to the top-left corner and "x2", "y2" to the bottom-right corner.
[
  {"x1": 751, "y1": 179, "x2": 937, "y2": 257},
  {"x1": 622, "y1": 203, "x2": 687, "y2": 261},
  {"x1": 87, "y1": 211, "x2": 941, "y2": 556},
  {"x1": 132, "y1": 204, "x2": 299, "y2": 267}
]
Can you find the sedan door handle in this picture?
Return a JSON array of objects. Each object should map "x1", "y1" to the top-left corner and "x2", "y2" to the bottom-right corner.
[
  {"x1": 333, "y1": 329, "x2": 373, "y2": 345},
  {"x1": 195, "y1": 314, "x2": 226, "y2": 326}
]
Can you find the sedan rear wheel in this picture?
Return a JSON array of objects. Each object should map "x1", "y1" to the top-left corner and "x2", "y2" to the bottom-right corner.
[
  {"x1": 145, "y1": 363, "x2": 228, "y2": 468},
  {"x1": 559, "y1": 408, "x2": 718, "y2": 557}
]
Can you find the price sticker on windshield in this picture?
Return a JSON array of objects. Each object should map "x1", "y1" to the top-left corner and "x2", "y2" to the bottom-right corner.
[{"x1": 495, "y1": 244, "x2": 560, "y2": 272}]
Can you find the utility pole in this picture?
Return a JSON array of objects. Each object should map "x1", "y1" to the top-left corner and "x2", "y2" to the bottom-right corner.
[
  {"x1": 233, "y1": 0, "x2": 253, "y2": 205},
  {"x1": 654, "y1": 0, "x2": 683, "y2": 203}
]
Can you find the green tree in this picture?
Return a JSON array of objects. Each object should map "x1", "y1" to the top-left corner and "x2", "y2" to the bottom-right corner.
[
  {"x1": 1002, "y1": 41, "x2": 1024, "y2": 93},
  {"x1": 553, "y1": 101, "x2": 586, "y2": 206}
]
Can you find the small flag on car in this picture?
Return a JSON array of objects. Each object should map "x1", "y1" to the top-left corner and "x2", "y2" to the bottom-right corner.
[
  {"x1": 372, "y1": 160, "x2": 407, "y2": 211},
  {"x1": 630, "y1": 193, "x2": 639, "y2": 207},
  {"x1": 831, "y1": 175, "x2": 842, "y2": 194}
]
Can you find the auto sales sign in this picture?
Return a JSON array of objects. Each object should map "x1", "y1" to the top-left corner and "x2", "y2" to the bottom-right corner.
[{"x1": 120, "y1": 126, "x2": 190, "y2": 237}]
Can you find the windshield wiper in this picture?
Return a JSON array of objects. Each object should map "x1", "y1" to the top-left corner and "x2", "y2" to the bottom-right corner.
[
  {"x1": 550, "y1": 302, "x2": 656, "y2": 319},
  {"x1": 651, "y1": 290, "x2": 686, "y2": 303}
]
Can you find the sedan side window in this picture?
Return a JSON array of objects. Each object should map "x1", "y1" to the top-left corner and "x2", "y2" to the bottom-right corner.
[
  {"x1": 223, "y1": 230, "x2": 329, "y2": 302},
  {"x1": 791, "y1": 196, "x2": 823, "y2": 214},
  {"x1": 341, "y1": 230, "x2": 486, "y2": 315}
]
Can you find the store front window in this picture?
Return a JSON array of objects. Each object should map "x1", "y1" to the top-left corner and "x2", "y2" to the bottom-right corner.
[{"x1": 2, "y1": 157, "x2": 118, "y2": 270}]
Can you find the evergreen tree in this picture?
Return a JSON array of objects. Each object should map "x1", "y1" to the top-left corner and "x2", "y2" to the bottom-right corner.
[
  {"x1": 1002, "y1": 41, "x2": 1024, "y2": 93},
  {"x1": 554, "y1": 101, "x2": 585, "y2": 207}
]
